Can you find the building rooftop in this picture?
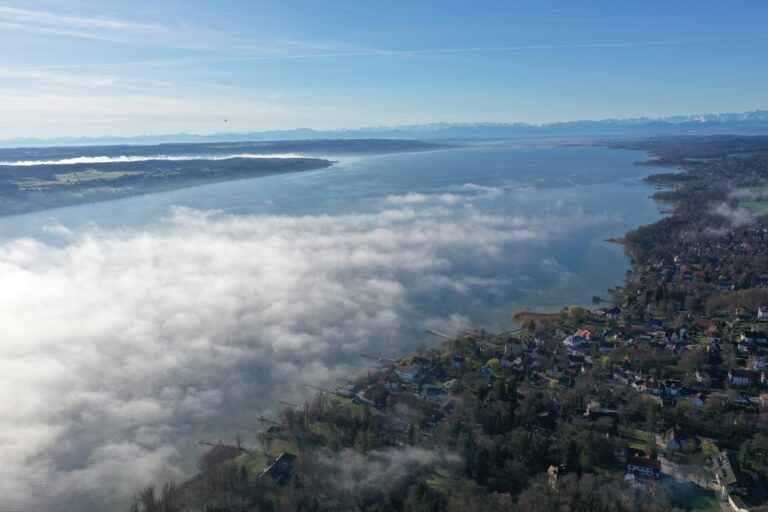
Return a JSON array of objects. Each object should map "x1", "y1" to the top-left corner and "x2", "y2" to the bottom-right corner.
[
  {"x1": 261, "y1": 452, "x2": 298, "y2": 482},
  {"x1": 712, "y1": 450, "x2": 739, "y2": 487}
]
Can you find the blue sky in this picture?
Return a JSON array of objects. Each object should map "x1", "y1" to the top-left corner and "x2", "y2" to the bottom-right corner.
[{"x1": 0, "y1": 0, "x2": 766, "y2": 138}]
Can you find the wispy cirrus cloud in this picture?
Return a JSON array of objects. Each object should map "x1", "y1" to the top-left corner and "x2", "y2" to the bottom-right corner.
[
  {"x1": 0, "y1": 68, "x2": 172, "y2": 90},
  {"x1": 0, "y1": 6, "x2": 347, "y2": 54},
  {"x1": 0, "y1": 6, "x2": 163, "y2": 43},
  {"x1": 0, "y1": 6, "x2": 159, "y2": 30},
  {"x1": 4, "y1": 34, "x2": 766, "y2": 71}
]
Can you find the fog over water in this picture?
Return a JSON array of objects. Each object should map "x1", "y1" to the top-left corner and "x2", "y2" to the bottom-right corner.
[
  {"x1": 0, "y1": 153, "x2": 307, "y2": 166},
  {"x1": 0, "y1": 145, "x2": 664, "y2": 510}
]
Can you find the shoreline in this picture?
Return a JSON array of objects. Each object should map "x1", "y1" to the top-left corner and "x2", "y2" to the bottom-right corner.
[
  {"x1": 174, "y1": 143, "x2": 672, "y2": 484},
  {"x1": 0, "y1": 158, "x2": 335, "y2": 217},
  {"x1": 0, "y1": 139, "x2": 449, "y2": 219},
  {"x1": 0, "y1": 158, "x2": 335, "y2": 219},
  {"x1": 126, "y1": 135, "x2": 768, "y2": 510}
]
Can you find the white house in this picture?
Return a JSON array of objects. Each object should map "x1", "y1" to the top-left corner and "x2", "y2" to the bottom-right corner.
[
  {"x1": 665, "y1": 428, "x2": 695, "y2": 452},
  {"x1": 729, "y1": 395, "x2": 750, "y2": 406},
  {"x1": 563, "y1": 335, "x2": 588, "y2": 348},
  {"x1": 742, "y1": 331, "x2": 768, "y2": 345},
  {"x1": 750, "y1": 356, "x2": 768, "y2": 371},
  {"x1": 626, "y1": 452, "x2": 661, "y2": 479},
  {"x1": 383, "y1": 373, "x2": 400, "y2": 390},
  {"x1": 729, "y1": 369, "x2": 754, "y2": 387},
  {"x1": 505, "y1": 339, "x2": 529, "y2": 355}
]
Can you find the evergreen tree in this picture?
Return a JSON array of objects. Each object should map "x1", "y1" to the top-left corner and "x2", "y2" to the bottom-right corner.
[
  {"x1": 496, "y1": 379, "x2": 508, "y2": 401},
  {"x1": 476, "y1": 448, "x2": 490, "y2": 485}
]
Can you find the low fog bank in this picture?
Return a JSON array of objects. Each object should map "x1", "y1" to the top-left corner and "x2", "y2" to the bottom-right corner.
[
  {"x1": 0, "y1": 192, "x2": 620, "y2": 509},
  {"x1": 0, "y1": 153, "x2": 307, "y2": 166}
]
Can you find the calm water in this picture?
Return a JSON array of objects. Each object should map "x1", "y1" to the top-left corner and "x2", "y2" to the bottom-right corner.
[
  {"x1": 0, "y1": 145, "x2": 662, "y2": 317},
  {"x1": 0, "y1": 145, "x2": 666, "y2": 511}
]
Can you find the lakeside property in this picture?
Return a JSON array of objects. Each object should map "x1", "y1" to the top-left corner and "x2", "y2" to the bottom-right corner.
[
  {"x1": 0, "y1": 141, "x2": 679, "y2": 512},
  {"x1": 124, "y1": 135, "x2": 768, "y2": 511}
]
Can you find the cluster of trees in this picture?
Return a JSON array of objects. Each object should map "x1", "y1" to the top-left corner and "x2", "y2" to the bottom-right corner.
[
  {"x1": 128, "y1": 342, "x2": 712, "y2": 511},
  {"x1": 621, "y1": 142, "x2": 768, "y2": 320},
  {"x1": 128, "y1": 136, "x2": 768, "y2": 511},
  {"x1": 739, "y1": 433, "x2": 768, "y2": 483},
  {"x1": 129, "y1": 483, "x2": 179, "y2": 512},
  {"x1": 514, "y1": 473, "x2": 682, "y2": 512}
]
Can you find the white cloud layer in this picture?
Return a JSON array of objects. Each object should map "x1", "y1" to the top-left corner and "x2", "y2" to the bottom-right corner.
[
  {"x1": 316, "y1": 447, "x2": 460, "y2": 494},
  {"x1": 713, "y1": 201, "x2": 756, "y2": 227},
  {"x1": 0, "y1": 199, "x2": 612, "y2": 510},
  {"x1": 0, "y1": 153, "x2": 307, "y2": 166}
]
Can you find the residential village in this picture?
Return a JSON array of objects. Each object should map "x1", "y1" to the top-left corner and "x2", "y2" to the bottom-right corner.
[
  {"x1": 339, "y1": 288, "x2": 768, "y2": 512},
  {"x1": 166, "y1": 289, "x2": 768, "y2": 511},
  {"x1": 129, "y1": 138, "x2": 768, "y2": 511}
]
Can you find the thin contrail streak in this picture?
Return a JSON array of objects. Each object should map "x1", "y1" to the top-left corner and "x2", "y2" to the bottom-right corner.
[{"x1": 2, "y1": 35, "x2": 766, "y2": 73}]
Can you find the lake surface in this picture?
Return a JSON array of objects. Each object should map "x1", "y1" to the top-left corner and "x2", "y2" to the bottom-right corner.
[
  {"x1": 0, "y1": 145, "x2": 663, "y2": 324},
  {"x1": 3, "y1": 145, "x2": 659, "y2": 235},
  {"x1": 0, "y1": 144, "x2": 666, "y2": 510}
]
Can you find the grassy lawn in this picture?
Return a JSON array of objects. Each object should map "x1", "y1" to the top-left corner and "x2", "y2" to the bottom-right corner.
[
  {"x1": 235, "y1": 452, "x2": 270, "y2": 475},
  {"x1": 593, "y1": 460, "x2": 625, "y2": 478},
  {"x1": 14, "y1": 170, "x2": 144, "y2": 189},
  {"x1": 426, "y1": 466, "x2": 453, "y2": 493},
  {"x1": 235, "y1": 437, "x2": 299, "y2": 476},
  {"x1": 329, "y1": 395, "x2": 383, "y2": 417},
  {"x1": 54, "y1": 170, "x2": 143, "y2": 183},
  {"x1": 619, "y1": 426, "x2": 652, "y2": 451},
  {"x1": 741, "y1": 201, "x2": 768, "y2": 214},
  {"x1": 736, "y1": 185, "x2": 768, "y2": 214}
]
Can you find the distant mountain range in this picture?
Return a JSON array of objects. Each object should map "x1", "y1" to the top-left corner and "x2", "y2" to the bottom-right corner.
[{"x1": 4, "y1": 109, "x2": 768, "y2": 148}]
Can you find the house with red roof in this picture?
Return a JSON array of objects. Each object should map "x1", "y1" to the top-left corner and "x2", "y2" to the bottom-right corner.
[{"x1": 626, "y1": 450, "x2": 661, "y2": 479}]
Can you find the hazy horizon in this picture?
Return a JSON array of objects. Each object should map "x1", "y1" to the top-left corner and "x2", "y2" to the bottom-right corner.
[{"x1": 0, "y1": 106, "x2": 764, "y2": 141}]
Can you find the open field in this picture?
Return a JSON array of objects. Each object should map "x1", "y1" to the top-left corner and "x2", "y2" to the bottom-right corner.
[
  {"x1": 619, "y1": 426, "x2": 653, "y2": 451},
  {"x1": 736, "y1": 184, "x2": 768, "y2": 213},
  {"x1": 14, "y1": 170, "x2": 144, "y2": 189}
]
